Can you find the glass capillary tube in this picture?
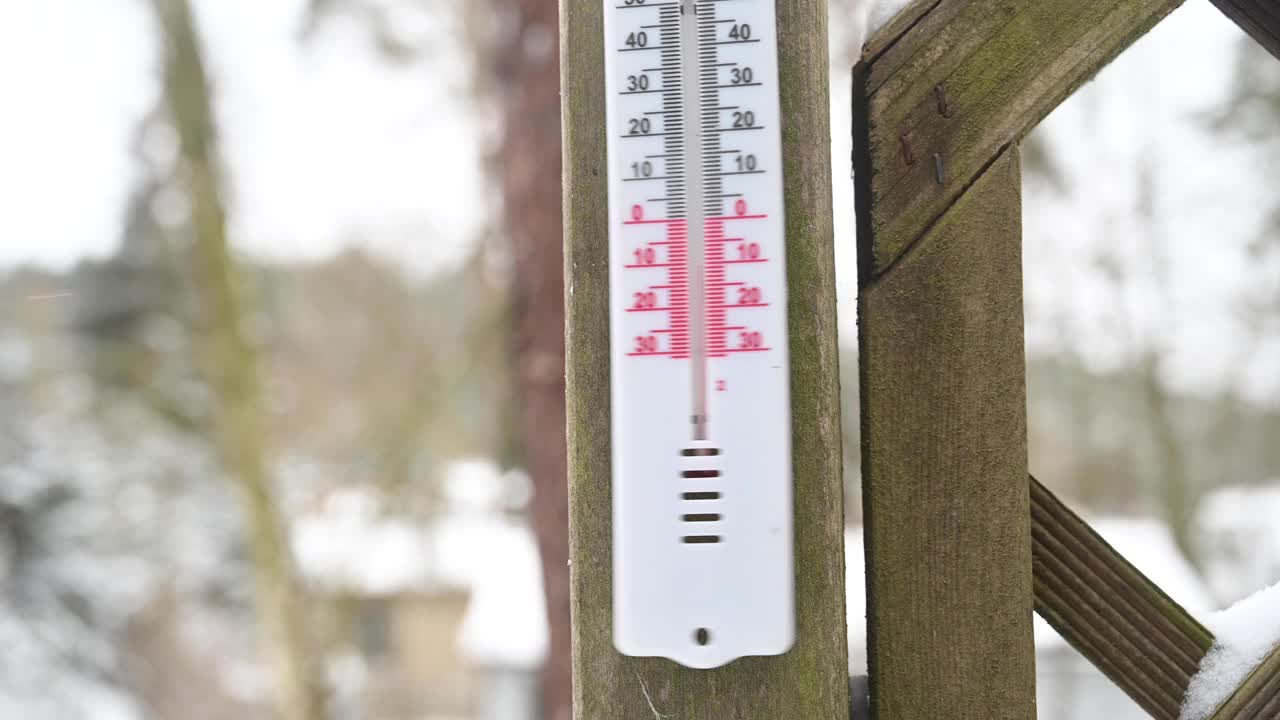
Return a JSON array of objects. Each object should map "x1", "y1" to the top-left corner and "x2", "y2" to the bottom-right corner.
[{"x1": 680, "y1": 0, "x2": 708, "y2": 440}]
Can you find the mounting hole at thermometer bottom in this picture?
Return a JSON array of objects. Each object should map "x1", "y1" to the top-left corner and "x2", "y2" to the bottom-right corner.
[{"x1": 694, "y1": 628, "x2": 711, "y2": 646}]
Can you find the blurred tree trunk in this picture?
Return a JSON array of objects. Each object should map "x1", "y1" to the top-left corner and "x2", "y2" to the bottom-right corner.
[
  {"x1": 1140, "y1": 352, "x2": 1195, "y2": 561},
  {"x1": 149, "y1": 2, "x2": 328, "y2": 719},
  {"x1": 1133, "y1": 155, "x2": 1196, "y2": 567},
  {"x1": 489, "y1": 1, "x2": 572, "y2": 719}
]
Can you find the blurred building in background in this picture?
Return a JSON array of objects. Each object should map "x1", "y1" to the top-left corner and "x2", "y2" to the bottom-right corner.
[{"x1": 291, "y1": 462, "x2": 545, "y2": 720}]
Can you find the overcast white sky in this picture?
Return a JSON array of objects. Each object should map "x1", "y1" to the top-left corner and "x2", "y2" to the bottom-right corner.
[
  {"x1": 0, "y1": 1, "x2": 1275, "y2": 402},
  {"x1": 0, "y1": 0, "x2": 484, "y2": 274}
]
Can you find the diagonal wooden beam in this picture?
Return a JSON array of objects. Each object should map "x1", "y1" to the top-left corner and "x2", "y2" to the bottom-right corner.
[
  {"x1": 1027, "y1": 506, "x2": 1280, "y2": 719},
  {"x1": 1209, "y1": 0, "x2": 1280, "y2": 61},
  {"x1": 1030, "y1": 476, "x2": 1213, "y2": 720},
  {"x1": 1033, "y1": 476, "x2": 1280, "y2": 719},
  {"x1": 854, "y1": 0, "x2": 1185, "y2": 281}
]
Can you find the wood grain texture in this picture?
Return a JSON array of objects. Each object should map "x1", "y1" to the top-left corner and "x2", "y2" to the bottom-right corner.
[
  {"x1": 857, "y1": 0, "x2": 1185, "y2": 280},
  {"x1": 1209, "y1": 0, "x2": 1280, "y2": 61},
  {"x1": 561, "y1": 1, "x2": 849, "y2": 717},
  {"x1": 857, "y1": 147, "x2": 1036, "y2": 719},
  {"x1": 1030, "y1": 476, "x2": 1212, "y2": 720}
]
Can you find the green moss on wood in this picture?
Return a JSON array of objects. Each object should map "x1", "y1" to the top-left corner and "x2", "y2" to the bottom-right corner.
[{"x1": 857, "y1": 0, "x2": 1184, "y2": 280}]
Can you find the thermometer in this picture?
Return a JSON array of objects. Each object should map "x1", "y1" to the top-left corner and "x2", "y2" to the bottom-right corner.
[{"x1": 604, "y1": 0, "x2": 792, "y2": 668}]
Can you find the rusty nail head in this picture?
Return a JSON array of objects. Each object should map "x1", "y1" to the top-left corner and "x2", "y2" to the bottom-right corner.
[
  {"x1": 899, "y1": 132, "x2": 916, "y2": 166},
  {"x1": 934, "y1": 84, "x2": 952, "y2": 118}
]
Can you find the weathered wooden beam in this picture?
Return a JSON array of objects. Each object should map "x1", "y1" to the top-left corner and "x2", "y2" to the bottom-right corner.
[
  {"x1": 1209, "y1": 0, "x2": 1280, "y2": 61},
  {"x1": 1030, "y1": 476, "x2": 1213, "y2": 720},
  {"x1": 857, "y1": 0, "x2": 1185, "y2": 280},
  {"x1": 561, "y1": 0, "x2": 849, "y2": 716},
  {"x1": 857, "y1": 145, "x2": 1037, "y2": 719}
]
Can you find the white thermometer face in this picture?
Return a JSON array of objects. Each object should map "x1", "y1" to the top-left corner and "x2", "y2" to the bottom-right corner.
[{"x1": 604, "y1": 0, "x2": 792, "y2": 669}]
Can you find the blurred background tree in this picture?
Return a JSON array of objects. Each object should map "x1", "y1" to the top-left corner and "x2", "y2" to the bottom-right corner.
[
  {"x1": 471, "y1": 2, "x2": 572, "y2": 719},
  {"x1": 149, "y1": 1, "x2": 327, "y2": 717}
]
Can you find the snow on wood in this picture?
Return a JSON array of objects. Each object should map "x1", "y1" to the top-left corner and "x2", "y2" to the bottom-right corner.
[{"x1": 1181, "y1": 581, "x2": 1280, "y2": 720}]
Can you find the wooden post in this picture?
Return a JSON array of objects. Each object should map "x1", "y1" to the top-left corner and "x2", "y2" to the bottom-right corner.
[
  {"x1": 855, "y1": 143, "x2": 1036, "y2": 720},
  {"x1": 561, "y1": 0, "x2": 848, "y2": 717},
  {"x1": 852, "y1": 1, "x2": 1191, "y2": 715}
]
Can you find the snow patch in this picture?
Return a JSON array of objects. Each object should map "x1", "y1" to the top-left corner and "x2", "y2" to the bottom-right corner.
[
  {"x1": 1196, "y1": 483, "x2": 1280, "y2": 606},
  {"x1": 289, "y1": 460, "x2": 550, "y2": 669},
  {"x1": 440, "y1": 461, "x2": 547, "y2": 668},
  {"x1": 1181, "y1": 582, "x2": 1280, "y2": 720},
  {"x1": 292, "y1": 486, "x2": 432, "y2": 595},
  {"x1": 445, "y1": 459, "x2": 507, "y2": 512},
  {"x1": 454, "y1": 520, "x2": 548, "y2": 669}
]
